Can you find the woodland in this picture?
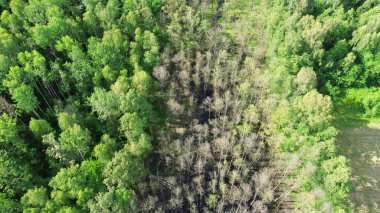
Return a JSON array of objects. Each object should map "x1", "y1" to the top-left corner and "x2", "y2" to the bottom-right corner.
[{"x1": 0, "y1": 0, "x2": 379, "y2": 212}]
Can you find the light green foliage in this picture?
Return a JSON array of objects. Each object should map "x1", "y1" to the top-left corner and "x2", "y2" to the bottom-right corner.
[
  {"x1": 322, "y1": 156, "x2": 351, "y2": 203},
  {"x1": 29, "y1": 118, "x2": 53, "y2": 139},
  {"x1": 132, "y1": 71, "x2": 155, "y2": 96},
  {"x1": 3, "y1": 66, "x2": 32, "y2": 91},
  {"x1": 43, "y1": 124, "x2": 91, "y2": 165},
  {"x1": 0, "y1": 54, "x2": 10, "y2": 84},
  {"x1": 18, "y1": 50, "x2": 47, "y2": 80},
  {"x1": 293, "y1": 90, "x2": 332, "y2": 132},
  {"x1": 0, "y1": 113, "x2": 24, "y2": 148},
  {"x1": 88, "y1": 28, "x2": 128, "y2": 70},
  {"x1": 29, "y1": 5, "x2": 69, "y2": 47},
  {"x1": 206, "y1": 194, "x2": 217, "y2": 209},
  {"x1": 89, "y1": 87, "x2": 120, "y2": 121},
  {"x1": 58, "y1": 112, "x2": 78, "y2": 130},
  {"x1": 88, "y1": 188, "x2": 133, "y2": 213},
  {"x1": 111, "y1": 76, "x2": 131, "y2": 96},
  {"x1": 120, "y1": 89, "x2": 154, "y2": 116},
  {"x1": 11, "y1": 84, "x2": 38, "y2": 113},
  {"x1": 21, "y1": 187, "x2": 48, "y2": 211},
  {"x1": 0, "y1": 0, "x2": 163, "y2": 210},
  {"x1": 94, "y1": 0, "x2": 121, "y2": 30},
  {"x1": 350, "y1": 4, "x2": 380, "y2": 52},
  {"x1": 120, "y1": 112, "x2": 148, "y2": 141},
  {"x1": 0, "y1": 27, "x2": 19, "y2": 57},
  {"x1": 294, "y1": 67, "x2": 317, "y2": 95},
  {"x1": 55, "y1": 36, "x2": 79, "y2": 52},
  {"x1": 66, "y1": 47, "x2": 95, "y2": 94},
  {"x1": 48, "y1": 160, "x2": 104, "y2": 210},
  {"x1": 142, "y1": 31, "x2": 160, "y2": 69},
  {"x1": 130, "y1": 28, "x2": 160, "y2": 71},
  {"x1": 336, "y1": 87, "x2": 380, "y2": 118},
  {"x1": 103, "y1": 148, "x2": 147, "y2": 189},
  {"x1": 93, "y1": 134, "x2": 118, "y2": 162},
  {"x1": 127, "y1": 133, "x2": 152, "y2": 158},
  {"x1": 58, "y1": 124, "x2": 92, "y2": 164}
]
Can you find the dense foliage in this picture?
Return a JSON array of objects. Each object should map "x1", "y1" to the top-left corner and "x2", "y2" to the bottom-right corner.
[
  {"x1": 0, "y1": 0, "x2": 163, "y2": 212},
  {"x1": 0, "y1": 0, "x2": 378, "y2": 212}
]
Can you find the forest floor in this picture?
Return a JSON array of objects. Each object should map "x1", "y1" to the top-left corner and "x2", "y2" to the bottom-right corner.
[{"x1": 334, "y1": 108, "x2": 380, "y2": 212}]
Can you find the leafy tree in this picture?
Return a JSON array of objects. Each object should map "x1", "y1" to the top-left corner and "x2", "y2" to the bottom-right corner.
[
  {"x1": 131, "y1": 71, "x2": 155, "y2": 96},
  {"x1": 89, "y1": 87, "x2": 120, "y2": 121},
  {"x1": 21, "y1": 187, "x2": 48, "y2": 212},
  {"x1": 93, "y1": 134, "x2": 118, "y2": 162},
  {"x1": 321, "y1": 156, "x2": 351, "y2": 204},
  {"x1": 94, "y1": 0, "x2": 121, "y2": 30},
  {"x1": 11, "y1": 84, "x2": 38, "y2": 113},
  {"x1": 0, "y1": 113, "x2": 25, "y2": 149},
  {"x1": 130, "y1": 28, "x2": 160, "y2": 71},
  {"x1": 0, "y1": 150, "x2": 33, "y2": 197},
  {"x1": 88, "y1": 28, "x2": 128, "y2": 71},
  {"x1": 58, "y1": 124, "x2": 92, "y2": 164},
  {"x1": 294, "y1": 67, "x2": 317, "y2": 95},
  {"x1": 119, "y1": 112, "x2": 148, "y2": 140},
  {"x1": 111, "y1": 76, "x2": 131, "y2": 96},
  {"x1": 56, "y1": 37, "x2": 95, "y2": 94},
  {"x1": 103, "y1": 148, "x2": 147, "y2": 189},
  {"x1": 29, "y1": 6, "x2": 70, "y2": 47},
  {"x1": 293, "y1": 90, "x2": 332, "y2": 132},
  {"x1": 127, "y1": 133, "x2": 152, "y2": 158},
  {"x1": 0, "y1": 27, "x2": 19, "y2": 57},
  {"x1": 48, "y1": 160, "x2": 104, "y2": 210},
  {"x1": 29, "y1": 118, "x2": 53, "y2": 139},
  {"x1": 0, "y1": 193, "x2": 20, "y2": 212},
  {"x1": 43, "y1": 124, "x2": 91, "y2": 165},
  {"x1": 57, "y1": 112, "x2": 78, "y2": 130},
  {"x1": 88, "y1": 188, "x2": 133, "y2": 213}
]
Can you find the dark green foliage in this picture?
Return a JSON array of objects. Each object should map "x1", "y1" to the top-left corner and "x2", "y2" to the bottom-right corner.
[{"x1": 0, "y1": 150, "x2": 34, "y2": 198}]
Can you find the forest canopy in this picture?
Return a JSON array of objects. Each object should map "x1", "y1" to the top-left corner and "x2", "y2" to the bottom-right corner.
[{"x1": 0, "y1": 0, "x2": 378, "y2": 212}]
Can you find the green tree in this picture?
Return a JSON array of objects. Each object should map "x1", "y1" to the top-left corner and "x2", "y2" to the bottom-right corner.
[
  {"x1": 0, "y1": 113, "x2": 25, "y2": 149},
  {"x1": 93, "y1": 134, "x2": 118, "y2": 162},
  {"x1": 103, "y1": 148, "x2": 147, "y2": 189},
  {"x1": 58, "y1": 112, "x2": 78, "y2": 130},
  {"x1": 29, "y1": 118, "x2": 53, "y2": 139},
  {"x1": 293, "y1": 90, "x2": 332, "y2": 132},
  {"x1": 88, "y1": 28, "x2": 128, "y2": 71},
  {"x1": 88, "y1": 188, "x2": 133, "y2": 213},
  {"x1": 89, "y1": 87, "x2": 120, "y2": 121},
  {"x1": 0, "y1": 193, "x2": 20, "y2": 212},
  {"x1": 294, "y1": 67, "x2": 317, "y2": 95},
  {"x1": 11, "y1": 84, "x2": 38, "y2": 113},
  {"x1": 322, "y1": 156, "x2": 351, "y2": 204},
  {"x1": 21, "y1": 187, "x2": 48, "y2": 212},
  {"x1": 0, "y1": 150, "x2": 33, "y2": 197},
  {"x1": 131, "y1": 71, "x2": 155, "y2": 96},
  {"x1": 43, "y1": 124, "x2": 91, "y2": 165},
  {"x1": 48, "y1": 160, "x2": 104, "y2": 210}
]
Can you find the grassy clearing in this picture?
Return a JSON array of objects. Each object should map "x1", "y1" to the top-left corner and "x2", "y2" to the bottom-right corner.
[
  {"x1": 333, "y1": 88, "x2": 380, "y2": 212},
  {"x1": 336, "y1": 122, "x2": 380, "y2": 212}
]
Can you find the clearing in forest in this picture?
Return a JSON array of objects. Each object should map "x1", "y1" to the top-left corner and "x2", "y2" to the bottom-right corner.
[{"x1": 335, "y1": 117, "x2": 380, "y2": 212}]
